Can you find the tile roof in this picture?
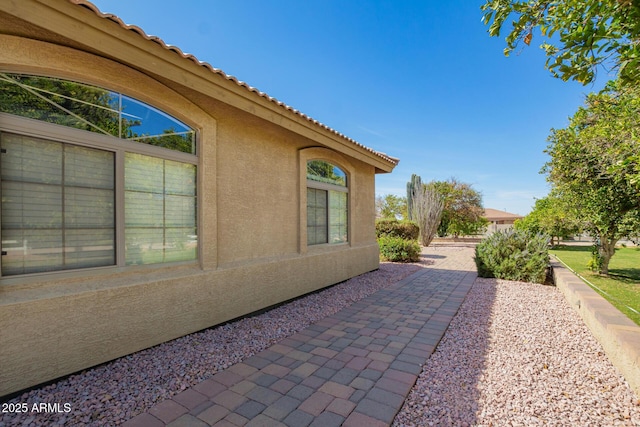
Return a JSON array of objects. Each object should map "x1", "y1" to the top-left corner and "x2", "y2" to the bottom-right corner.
[
  {"x1": 70, "y1": 0, "x2": 398, "y2": 166},
  {"x1": 483, "y1": 208, "x2": 523, "y2": 220}
]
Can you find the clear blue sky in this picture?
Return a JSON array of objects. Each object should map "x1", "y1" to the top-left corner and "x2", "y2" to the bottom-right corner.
[{"x1": 90, "y1": 0, "x2": 608, "y2": 215}]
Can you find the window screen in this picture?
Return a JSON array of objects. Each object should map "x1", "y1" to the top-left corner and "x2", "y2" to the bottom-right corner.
[
  {"x1": 306, "y1": 160, "x2": 348, "y2": 246},
  {"x1": 1, "y1": 133, "x2": 115, "y2": 275},
  {"x1": 125, "y1": 153, "x2": 196, "y2": 265}
]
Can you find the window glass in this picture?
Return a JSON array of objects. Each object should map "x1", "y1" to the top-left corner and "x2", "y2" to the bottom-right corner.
[
  {"x1": 306, "y1": 160, "x2": 348, "y2": 246},
  {"x1": 0, "y1": 133, "x2": 115, "y2": 275},
  {"x1": 329, "y1": 190, "x2": 348, "y2": 244},
  {"x1": 307, "y1": 188, "x2": 328, "y2": 245},
  {"x1": 124, "y1": 153, "x2": 197, "y2": 265},
  {"x1": 0, "y1": 73, "x2": 195, "y2": 154},
  {"x1": 307, "y1": 160, "x2": 346, "y2": 186}
]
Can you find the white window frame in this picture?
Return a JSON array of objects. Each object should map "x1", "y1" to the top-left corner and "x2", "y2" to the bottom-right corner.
[{"x1": 306, "y1": 177, "x2": 349, "y2": 246}]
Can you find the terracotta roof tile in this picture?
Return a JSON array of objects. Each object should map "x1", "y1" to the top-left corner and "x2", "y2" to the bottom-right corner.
[
  {"x1": 70, "y1": 0, "x2": 397, "y2": 166},
  {"x1": 483, "y1": 208, "x2": 523, "y2": 220}
]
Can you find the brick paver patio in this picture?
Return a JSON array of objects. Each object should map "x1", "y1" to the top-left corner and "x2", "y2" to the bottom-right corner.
[{"x1": 123, "y1": 245, "x2": 476, "y2": 426}]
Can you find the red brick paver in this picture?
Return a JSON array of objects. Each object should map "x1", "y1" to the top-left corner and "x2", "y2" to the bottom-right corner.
[{"x1": 122, "y1": 244, "x2": 476, "y2": 427}]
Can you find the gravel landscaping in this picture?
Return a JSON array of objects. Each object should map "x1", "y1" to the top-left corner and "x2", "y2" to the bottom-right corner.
[
  {"x1": 394, "y1": 273, "x2": 640, "y2": 426},
  {"x1": 2, "y1": 244, "x2": 639, "y2": 426},
  {"x1": 0, "y1": 260, "x2": 424, "y2": 427}
]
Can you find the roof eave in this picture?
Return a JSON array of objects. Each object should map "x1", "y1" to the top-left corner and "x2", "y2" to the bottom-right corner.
[{"x1": 5, "y1": 0, "x2": 399, "y2": 172}]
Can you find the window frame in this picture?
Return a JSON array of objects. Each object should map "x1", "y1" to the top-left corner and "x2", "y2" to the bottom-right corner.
[
  {"x1": 0, "y1": 72, "x2": 197, "y2": 155},
  {"x1": 0, "y1": 132, "x2": 117, "y2": 275},
  {"x1": 306, "y1": 174, "x2": 349, "y2": 246},
  {"x1": 299, "y1": 147, "x2": 353, "y2": 253},
  {"x1": 0, "y1": 112, "x2": 199, "y2": 279}
]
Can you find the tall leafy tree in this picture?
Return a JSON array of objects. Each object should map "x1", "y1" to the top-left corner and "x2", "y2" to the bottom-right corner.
[
  {"x1": 429, "y1": 178, "x2": 488, "y2": 238},
  {"x1": 376, "y1": 194, "x2": 407, "y2": 219},
  {"x1": 514, "y1": 194, "x2": 581, "y2": 245},
  {"x1": 481, "y1": 0, "x2": 640, "y2": 84},
  {"x1": 543, "y1": 79, "x2": 640, "y2": 274}
]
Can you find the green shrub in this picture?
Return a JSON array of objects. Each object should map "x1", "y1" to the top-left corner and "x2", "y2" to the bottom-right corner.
[
  {"x1": 378, "y1": 236, "x2": 421, "y2": 262},
  {"x1": 587, "y1": 244, "x2": 604, "y2": 272},
  {"x1": 474, "y1": 229, "x2": 550, "y2": 283},
  {"x1": 375, "y1": 219, "x2": 420, "y2": 240}
]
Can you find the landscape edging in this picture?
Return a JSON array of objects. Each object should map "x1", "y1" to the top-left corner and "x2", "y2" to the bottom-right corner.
[{"x1": 551, "y1": 260, "x2": 640, "y2": 398}]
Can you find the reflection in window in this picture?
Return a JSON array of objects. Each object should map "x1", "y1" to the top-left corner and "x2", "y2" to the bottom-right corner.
[
  {"x1": 0, "y1": 73, "x2": 195, "y2": 154},
  {"x1": 306, "y1": 160, "x2": 348, "y2": 245},
  {"x1": 0, "y1": 73, "x2": 199, "y2": 277},
  {"x1": 307, "y1": 160, "x2": 346, "y2": 186}
]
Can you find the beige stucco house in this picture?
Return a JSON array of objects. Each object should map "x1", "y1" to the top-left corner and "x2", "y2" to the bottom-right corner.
[
  {"x1": 0, "y1": 0, "x2": 398, "y2": 396},
  {"x1": 483, "y1": 208, "x2": 523, "y2": 235}
]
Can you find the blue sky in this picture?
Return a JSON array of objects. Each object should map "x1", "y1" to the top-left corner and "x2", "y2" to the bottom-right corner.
[{"x1": 90, "y1": 0, "x2": 609, "y2": 215}]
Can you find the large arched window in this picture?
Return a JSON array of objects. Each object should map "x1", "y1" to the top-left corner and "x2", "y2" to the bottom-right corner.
[
  {"x1": 0, "y1": 73, "x2": 197, "y2": 276},
  {"x1": 0, "y1": 73, "x2": 195, "y2": 153},
  {"x1": 306, "y1": 160, "x2": 348, "y2": 245}
]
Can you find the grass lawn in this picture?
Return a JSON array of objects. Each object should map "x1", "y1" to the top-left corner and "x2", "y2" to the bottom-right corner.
[{"x1": 550, "y1": 245, "x2": 640, "y2": 326}]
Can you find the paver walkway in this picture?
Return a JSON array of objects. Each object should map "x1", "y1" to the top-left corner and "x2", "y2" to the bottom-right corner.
[{"x1": 124, "y1": 245, "x2": 477, "y2": 427}]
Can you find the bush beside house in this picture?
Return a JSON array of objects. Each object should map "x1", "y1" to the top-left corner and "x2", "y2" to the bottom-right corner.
[
  {"x1": 376, "y1": 219, "x2": 421, "y2": 262},
  {"x1": 375, "y1": 218, "x2": 419, "y2": 240}
]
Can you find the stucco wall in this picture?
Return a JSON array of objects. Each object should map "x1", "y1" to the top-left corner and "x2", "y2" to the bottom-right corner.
[
  {"x1": 0, "y1": 19, "x2": 385, "y2": 396},
  {"x1": 1, "y1": 244, "x2": 379, "y2": 396}
]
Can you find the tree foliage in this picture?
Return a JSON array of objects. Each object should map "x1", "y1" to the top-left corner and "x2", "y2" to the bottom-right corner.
[
  {"x1": 376, "y1": 194, "x2": 407, "y2": 219},
  {"x1": 375, "y1": 218, "x2": 419, "y2": 240},
  {"x1": 481, "y1": 0, "x2": 640, "y2": 84},
  {"x1": 0, "y1": 73, "x2": 194, "y2": 153},
  {"x1": 428, "y1": 178, "x2": 488, "y2": 237},
  {"x1": 514, "y1": 194, "x2": 581, "y2": 245},
  {"x1": 307, "y1": 160, "x2": 346, "y2": 185},
  {"x1": 378, "y1": 236, "x2": 421, "y2": 262},
  {"x1": 0, "y1": 73, "x2": 125, "y2": 135},
  {"x1": 543, "y1": 79, "x2": 640, "y2": 273}
]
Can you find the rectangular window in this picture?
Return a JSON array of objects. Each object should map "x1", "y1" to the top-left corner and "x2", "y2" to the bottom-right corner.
[
  {"x1": 307, "y1": 188, "x2": 328, "y2": 245},
  {"x1": 329, "y1": 190, "x2": 347, "y2": 244},
  {"x1": 307, "y1": 188, "x2": 348, "y2": 246},
  {"x1": 306, "y1": 160, "x2": 348, "y2": 246},
  {"x1": 124, "y1": 153, "x2": 197, "y2": 265},
  {"x1": 0, "y1": 74, "x2": 199, "y2": 278},
  {"x1": 0, "y1": 130, "x2": 198, "y2": 277},
  {"x1": 1, "y1": 133, "x2": 115, "y2": 275}
]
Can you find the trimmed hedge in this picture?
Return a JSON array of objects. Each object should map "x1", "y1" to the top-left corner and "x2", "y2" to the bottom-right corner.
[
  {"x1": 474, "y1": 229, "x2": 550, "y2": 284},
  {"x1": 375, "y1": 219, "x2": 420, "y2": 240},
  {"x1": 378, "y1": 236, "x2": 421, "y2": 262}
]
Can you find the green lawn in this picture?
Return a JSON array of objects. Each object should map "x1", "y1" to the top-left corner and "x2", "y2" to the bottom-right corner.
[{"x1": 550, "y1": 245, "x2": 640, "y2": 326}]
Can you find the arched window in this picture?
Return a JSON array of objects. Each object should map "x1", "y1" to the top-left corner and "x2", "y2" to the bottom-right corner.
[
  {"x1": 306, "y1": 160, "x2": 348, "y2": 245},
  {"x1": 0, "y1": 73, "x2": 197, "y2": 276},
  {"x1": 0, "y1": 73, "x2": 195, "y2": 153}
]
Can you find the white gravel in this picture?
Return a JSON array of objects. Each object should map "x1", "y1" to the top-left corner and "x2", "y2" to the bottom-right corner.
[
  {"x1": 0, "y1": 260, "x2": 424, "y2": 427},
  {"x1": 2, "y1": 244, "x2": 639, "y2": 427},
  {"x1": 394, "y1": 275, "x2": 640, "y2": 427}
]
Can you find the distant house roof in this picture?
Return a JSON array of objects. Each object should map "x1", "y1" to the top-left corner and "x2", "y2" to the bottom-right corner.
[
  {"x1": 69, "y1": 0, "x2": 398, "y2": 168},
  {"x1": 483, "y1": 208, "x2": 523, "y2": 222}
]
